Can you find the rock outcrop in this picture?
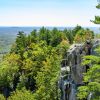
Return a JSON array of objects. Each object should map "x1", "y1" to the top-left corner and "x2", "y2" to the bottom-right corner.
[{"x1": 59, "y1": 39, "x2": 100, "y2": 100}]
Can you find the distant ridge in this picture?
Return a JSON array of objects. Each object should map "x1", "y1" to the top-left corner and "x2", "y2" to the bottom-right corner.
[{"x1": 0, "y1": 26, "x2": 99, "y2": 34}]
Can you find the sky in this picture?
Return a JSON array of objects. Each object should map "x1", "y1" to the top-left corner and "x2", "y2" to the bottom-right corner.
[{"x1": 0, "y1": 0, "x2": 100, "y2": 27}]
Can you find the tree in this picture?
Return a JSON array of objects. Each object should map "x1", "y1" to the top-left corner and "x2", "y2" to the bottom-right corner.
[
  {"x1": 39, "y1": 27, "x2": 51, "y2": 45},
  {"x1": 0, "y1": 53, "x2": 19, "y2": 98},
  {"x1": 8, "y1": 88, "x2": 34, "y2": 100},
  {"x1": 63, "y1": 29, "x2": 74, "y2": 44},
  {"x1": 91, "y1": 1, "x2": 100, "y2": 24},
  {"x1": 50, "y1": 28, "x2": 60, "y2": 46},
  {"x1": 33, "y1": 52, "x2": 61, "y2": 100},
  {"x1": 74, "y1": 28, "x2": 94, "y2": 43},
  {"x1": 72, "y1": 25, "x2": 83, "y2": 37},
  {"x1": 57, "y1": 39, "x2": 70, "y2": 58},
  {"x1": 11, "y1": 31, "x2": 27, "y2": 63},
  {"x1": 30, "y1": 29, "x2": 38, "y2": 43},
  {"x1": 0, "y1": 94, "x2": 5, "y2": 100},
  {"x1": 77, "y1": 54, "x2": 100, "y2": 100},
  {"x1": 78, "y1": 1, "x2": 100, "y2": 99}
]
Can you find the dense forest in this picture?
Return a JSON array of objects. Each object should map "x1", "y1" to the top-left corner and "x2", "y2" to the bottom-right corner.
[
  {"x1": 0, "y1": 1, "x2": 100, "y2": 100},
  {"x1": 0, "y1": 25, "x2": 97, "y2": 100}
]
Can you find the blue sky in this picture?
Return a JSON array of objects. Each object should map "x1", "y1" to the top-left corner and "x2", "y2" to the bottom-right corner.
[{"x1": 0, "y1": 0, "x2": 99, "y2": 26}]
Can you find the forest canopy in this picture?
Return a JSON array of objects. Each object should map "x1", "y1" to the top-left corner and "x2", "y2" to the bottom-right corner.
[{"x1": 0, "y1": 26, "x2": 95, "y2": 100}]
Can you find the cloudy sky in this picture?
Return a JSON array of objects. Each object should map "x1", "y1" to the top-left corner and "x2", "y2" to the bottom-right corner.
[{"x1": 0, "y1": 0, "x2": 99, "y2": 27}]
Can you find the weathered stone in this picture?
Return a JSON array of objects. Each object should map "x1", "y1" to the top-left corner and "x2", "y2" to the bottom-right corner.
[{"x1": 59, "y1": 39, "x2": 100, "y2": 100}]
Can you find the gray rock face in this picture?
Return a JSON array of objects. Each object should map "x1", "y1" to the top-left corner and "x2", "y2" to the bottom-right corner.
[{"x1": 59, "y1": 39, "x2": 100, "y2": 100}]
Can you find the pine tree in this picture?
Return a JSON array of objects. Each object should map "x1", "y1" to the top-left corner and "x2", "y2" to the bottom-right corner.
[
  {"x1": 77, "y1": 1, "x2": 100, "y2": 100},
  {"x1": 91, "y1": 0, "x2": 100, "y2": 24}
]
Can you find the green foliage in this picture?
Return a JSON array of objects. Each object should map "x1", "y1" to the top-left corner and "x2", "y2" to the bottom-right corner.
[
  {"x1": 72, "y1": 25, "x2": 83, "y2": 37},
  {"x1": 96, "y1": 4, "x2": 100, "y2": 9},
  {"x1": 91, "y1": 2, "x2": 100, "y2": 24},
  {"x1": 33, "y1": 54, "x2": 61, "y2": 100},
  {"x1": 91, "y1": 16, "x2": 100, "y2": 24},
  {"x1": 30, "y1": 29, "x2": 38, "y2": 43},
  {"x1": 0, "y1": 53, "x2": 19, "y2": 87},
  {"x1": 57, "y1": 39, "x2": 70, "y2": 58},
  {"x1": 39, "y1": 27, "x2": 51, "y2": 45},
  {"x1": 0, "y1": 27, "x2": 69, "y2": 99},
  {"x1": 8, "y1": 88, "x2": 34, "y2": 100},
  {"x1": 78, "y1": 2, "x2": 100, "y2": 98},
  {"x1": 77, "y1": 86, "x2": 89, "y2": 99},
  {"x1": 0, "y1": 94, "x2": 5, "y2": 100},
  {"x1": 74, "y1": 28, "x2": 94, "y2": 43},
  {"x1": 0, "y1": 26, "x2": 95, "y2": 99},
  {"x1": 50, "y1": 28, "x2": 63, "y2": 46},
  {"x1": 95, "y1": 46, "x2": 100, "y2": 55},
  {"x1": 82, "y1": 55, "x2": 100, "y2": 65},
  {"x1": 95, "y1": 34, "x2": 100, "y2": 39},
  {"x1": 78, "y1": 47, "x2": 100, "y2": 100},
  {"x1": 63, "y1": 29, "x2": 73, "y2": 44}
]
